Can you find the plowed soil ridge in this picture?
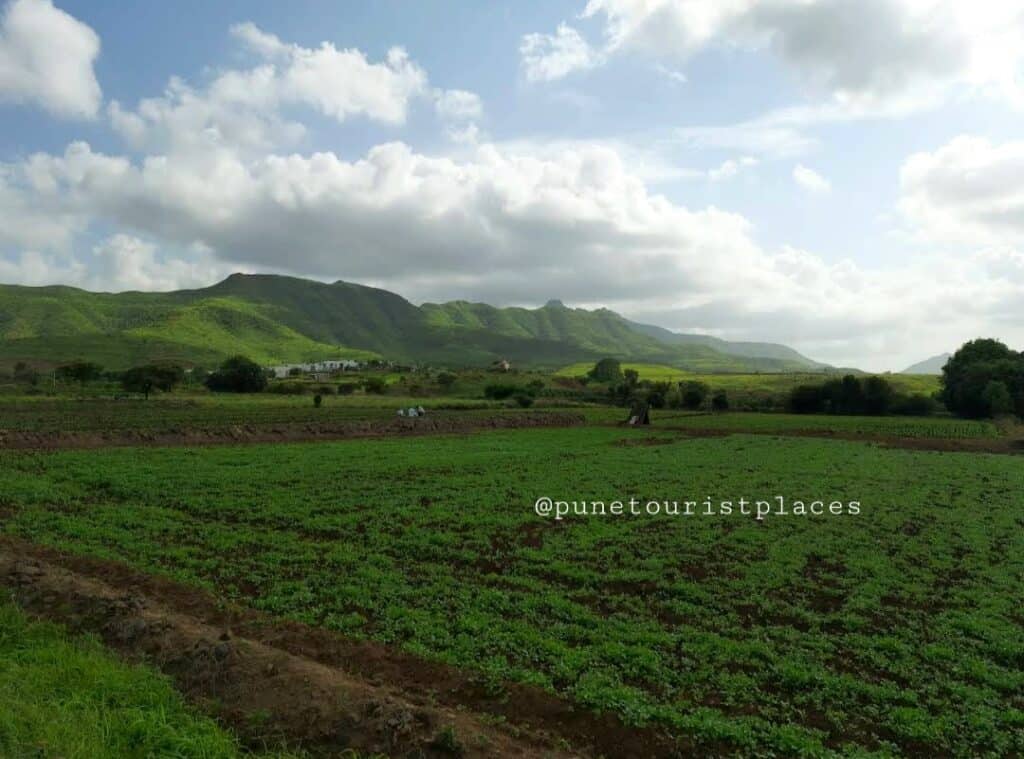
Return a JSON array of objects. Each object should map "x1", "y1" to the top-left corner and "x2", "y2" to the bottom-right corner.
[{"x1": 0, "y1": 537, "x2": 683, "y2": 758}]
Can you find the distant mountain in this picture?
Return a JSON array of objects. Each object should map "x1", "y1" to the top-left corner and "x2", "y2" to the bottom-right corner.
[
  {"x1": 0, "y1": 273, "x2": 829, "y2": 372},
  {"x1": 900, "y1": 353, "x2": 951, "y2": 375}
]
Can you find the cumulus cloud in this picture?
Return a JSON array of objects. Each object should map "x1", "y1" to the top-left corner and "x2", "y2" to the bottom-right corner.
[
  {"x1": 6, "y1": 132, "x2": 1024, "y2": 368},
  {"x1": 526, "y1": 0, "x2": 1024, "y2": 111},
  {"x1": 793, "y1": 164, "x2": 830, "y2": 193},
  {"x1": 708, "y1": 156, "x2": 757, "y2": 182},
  {"x1": 900, "y1": 135, "x2": 1024, "y2": 246},
  {"x1": 108, "y1": 22, "x2": 435, "y2": 155},
  {"x1": 520, "y1": 24, "x2": 602, "y2": 82},
  {"x1": 0, "y1": 0, "x2": 101, "y2": 118}
]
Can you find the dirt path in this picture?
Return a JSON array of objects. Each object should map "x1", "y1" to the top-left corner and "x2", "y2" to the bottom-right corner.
[
  {"x1": 0, "y1": 411, "x2": 585, "y2": 450},
  {"x1": 0, "y1": 537, "x2": 682, "y2": 758}
]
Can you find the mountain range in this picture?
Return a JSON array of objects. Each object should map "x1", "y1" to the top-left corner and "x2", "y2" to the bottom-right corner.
[
  {"x1": 900, "y1": 353, "x2": 950, "y2": 375},
  {"x1": 0, "y1": 273, "x2": 828, "y2": 372}
]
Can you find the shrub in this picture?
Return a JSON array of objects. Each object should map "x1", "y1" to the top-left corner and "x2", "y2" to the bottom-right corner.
[
  {"x1": 680, "y1": 381, "x2": 708, "y2": 410},
  {"x1": 315, "y1": 385, "x2": 335, "y2": 396},
  {"x1": 313, "y1": 394, "x2": 323, "y2": 408},
  {"x1": 336, "y1": 382, "x2": 358, "y2": 395},
  {"x1": 363, "y1": 377, "x2": 387, "y2": 394},
  {"x1": 269, "y1": 381, "x2": 306, "y2": 395},
  {"x1": 891, "y1": 393, "x2": 936, "y2": 416},
  {"x1": 484, "y1": 383, "x2": 518, "y2": 400},
  {"x1": 711, "y1": 391, "x2": 729, "y2": 412},
  {"x1": 514, "y1": 393, "x2": 534, "y2": 408},
  {"x1": 436, "y1": 372, "x2": 457, "y2": 389}
]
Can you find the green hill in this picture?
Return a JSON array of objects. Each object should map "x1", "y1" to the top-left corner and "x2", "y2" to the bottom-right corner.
[{"x1": 0, "y1": 273, "x2": 829, "y2": 371}]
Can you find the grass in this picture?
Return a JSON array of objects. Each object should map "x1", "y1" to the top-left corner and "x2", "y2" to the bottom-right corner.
[
  {"x1": 0, "y1": 601, "x2": 297, "y2": 759},
  {"x1": 2, "y1": 426, "x2": 1023, "y2": 756},
  {"x1": 555, "y1": 363, "x2": 942, "y2": 397},
  {"x1": 651, "y1": 411, "x2": 1000, "y2": 438}
]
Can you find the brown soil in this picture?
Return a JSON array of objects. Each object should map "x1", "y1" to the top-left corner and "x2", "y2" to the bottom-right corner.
[
  {"x1": 654, "y1": 425, "x2": 1024, "y2": 454},
  {"x1": 0, "y1": 537, "x2": 684, "y2": 759},
  {"x1": 0, "y1": 412, "x2": 585, "y2": 451}
]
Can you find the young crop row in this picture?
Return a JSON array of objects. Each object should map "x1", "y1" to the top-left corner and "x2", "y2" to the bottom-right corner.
[
  {"x1": 1, "y1": 428, "x2": 1022, "y2": 756},
  {"x1": 654, "y1": 411, "x2": 1001, "y2": 439}
]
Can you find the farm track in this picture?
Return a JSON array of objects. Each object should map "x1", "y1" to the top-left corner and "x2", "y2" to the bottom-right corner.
[
  {"x1": 0, "y1": 411, "x2": 585, "y2": 450},
  {"x1": 654, "y1": 425, "x2": 1024, "y2": 454},
  {"x1": 0, "y1": 537, "x2": 684, "y2": 759}
]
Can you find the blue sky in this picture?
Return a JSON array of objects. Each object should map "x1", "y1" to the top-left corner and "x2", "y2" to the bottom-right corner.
[{"x1": 1, "y1": 0, "x2": 1023, "y2": 370}]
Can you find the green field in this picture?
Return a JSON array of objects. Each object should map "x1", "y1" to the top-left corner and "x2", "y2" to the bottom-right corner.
[
  {"x1": 0, "y1": 601, "x2": 295, "y2": 759},
  {"x1": 652, "y1": 411, "x2": 1000, "y2": 439},
  {"x1": 2, "y1": 426, "x2": 1022, "y2": 756},
  {"x1": 556, "y1": 363, "x2": 942, "y2": 397}
]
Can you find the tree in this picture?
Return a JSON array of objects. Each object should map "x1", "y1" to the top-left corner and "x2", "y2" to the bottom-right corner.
[
  {"x1": 789, "y1": 384, "x2": 824, "y2": 414},
  {"x1": 861, "y1": 376, "x2": 896, "y2": 415},
  {"x1": 436, "y1": 372, "x2": 457, "y2": 390},
  {"x1": 711, "y1": 391, "x2": 729, "y2": 412},
  {"x1": 982, "y1": 380, "x2": 1014, "y2": 417},
  {"x1": 680, "y1": 380, "x2": 708, "y2": 410},
  {"x1": 121, "y1": 364, "x2": 184, "y2": 399},
  {"x1": 56, "y1": 361, "x2": 103, "y2": 392},
  {"x1": 941, "y1": 339, "x2": 1023, "y2": 418},
  {"x1": 205, "y1": 356, "x2": 267, "y2": 393},
  {"x1": 363, "y1": 377, "x2": 387, "y2": 394},
  {"x1": 588, "y1": 358, "x2": 623, "y2": 384},
  {"x1": 622, "y1": 368, "x2": 639, "y2": 387}
]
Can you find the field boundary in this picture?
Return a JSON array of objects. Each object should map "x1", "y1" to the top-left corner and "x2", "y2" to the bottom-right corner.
[
  {"x1": 0, "y1": 411, "x2": 585, "y2": 450},
  {"x1": 0, "y1": 537, "x2": 683, "y2": 758}
]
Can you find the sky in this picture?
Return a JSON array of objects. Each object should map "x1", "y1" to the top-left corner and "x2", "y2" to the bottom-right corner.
[{"x1": 1, "y1": 0, "x2": 1023, "y2": 371}]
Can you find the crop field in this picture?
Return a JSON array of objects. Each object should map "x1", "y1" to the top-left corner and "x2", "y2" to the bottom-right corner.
[
  {"x1": 0, "y1": 394, "x2": 545, "y2": 433},
  {"x1": 653, "y1": 412, "x2": 1002, "y2": 439},
  {"x1": 2, "y1": 426, "x2": 1022, "y2": 756},
  {"x1": 555, "y1": 364, "x2": 942, "y2": 398}
]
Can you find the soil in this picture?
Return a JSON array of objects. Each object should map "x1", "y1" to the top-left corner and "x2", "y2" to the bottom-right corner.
[
  {"x1": 0, "y1": 412, "x2": 585, "y2": 451},
  {"x1": 0, "y1": 536, "x2": 685, "y2": 759}
]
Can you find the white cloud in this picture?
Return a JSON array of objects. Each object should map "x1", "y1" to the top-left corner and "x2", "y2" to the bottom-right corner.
[
  {"x1": 520, "y1": 23, "x2": 602, "y2": 82},
  {"x1": 434, "y1": 88, "x2": 483, "y2": 122},
  {"x1": 526, "y1": 0, "x2": 1024, "y2": 111},
  {"x1": 108, "y1": 23, "x2": 434, "y2": 155},
  {"x1": 708, "y1": 156, "x2": 757, "y2": 181},
  {"x1": 8, "y1": 134, "x2": 1024, "y2": 369},
  {"x1": 793, "y1": 163, "x2": 830, "y2": 193},
  {"x1": 0, "y1": 0, "x2": 101, "y2": 118},
  {"x1": 900, "y1": 135, "x2": 1024, "y2": 246}
]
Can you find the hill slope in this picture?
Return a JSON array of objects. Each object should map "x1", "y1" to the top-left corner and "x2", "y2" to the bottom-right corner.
[
  {"x1": 901, "y1": 353, "x2": 951, "y2": 375},
  {"x1": 0, "y1": 274, "x2": 827, "y2": 371}
]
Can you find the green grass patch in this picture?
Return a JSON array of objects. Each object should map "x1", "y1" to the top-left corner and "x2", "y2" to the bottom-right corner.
[{"x1": 0, "y1": 601, "x2": 296, "y2": 758}]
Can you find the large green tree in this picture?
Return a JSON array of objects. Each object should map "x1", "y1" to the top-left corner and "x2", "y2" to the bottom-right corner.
[{"x1": 941, "y1": 339, "x2": 1024, "y2": 418}]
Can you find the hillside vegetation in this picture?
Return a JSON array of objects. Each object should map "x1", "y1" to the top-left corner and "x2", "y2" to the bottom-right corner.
[{"x1": 0, "y1": 273, "x2": 828, "y2": 371}]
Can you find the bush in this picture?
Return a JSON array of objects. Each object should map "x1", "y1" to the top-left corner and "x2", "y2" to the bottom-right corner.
[
  {"x1": 484, "y1": 383, "x2": 518, "y2": 400},
  {"x1": 514, "y1": 393, "x2": 534, "y2": 408},
  {"x1": 711, "y1": 391, "x2": 729, "y2": 412},
  {"x1": 315, "y1": 385, "x2": 335, "y2": 396},
  {"x1": 313, "y1": 394, "x2": 323, "y2": 408},
  {"x1": 363, "y1": 377, "x2": 387, "y2": 394},
  {"x1": 336, "y1": 382, "x2": 358, "y2": 395},
  {"x1": 268, "y1": 381, "x2": 306, "y2": 395},
  {"x1": 680, "y1": 381, "x2": 708, "y2": 410},
  {"x1": 436, "y1": 372, "x2": 457, "y2": 390},
  {"x1": 891, "y1": 393, "x2": 936, "y2": 416},
  {"x1": 205, "y1": 356, "x2": 267, "y2": 393}
]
